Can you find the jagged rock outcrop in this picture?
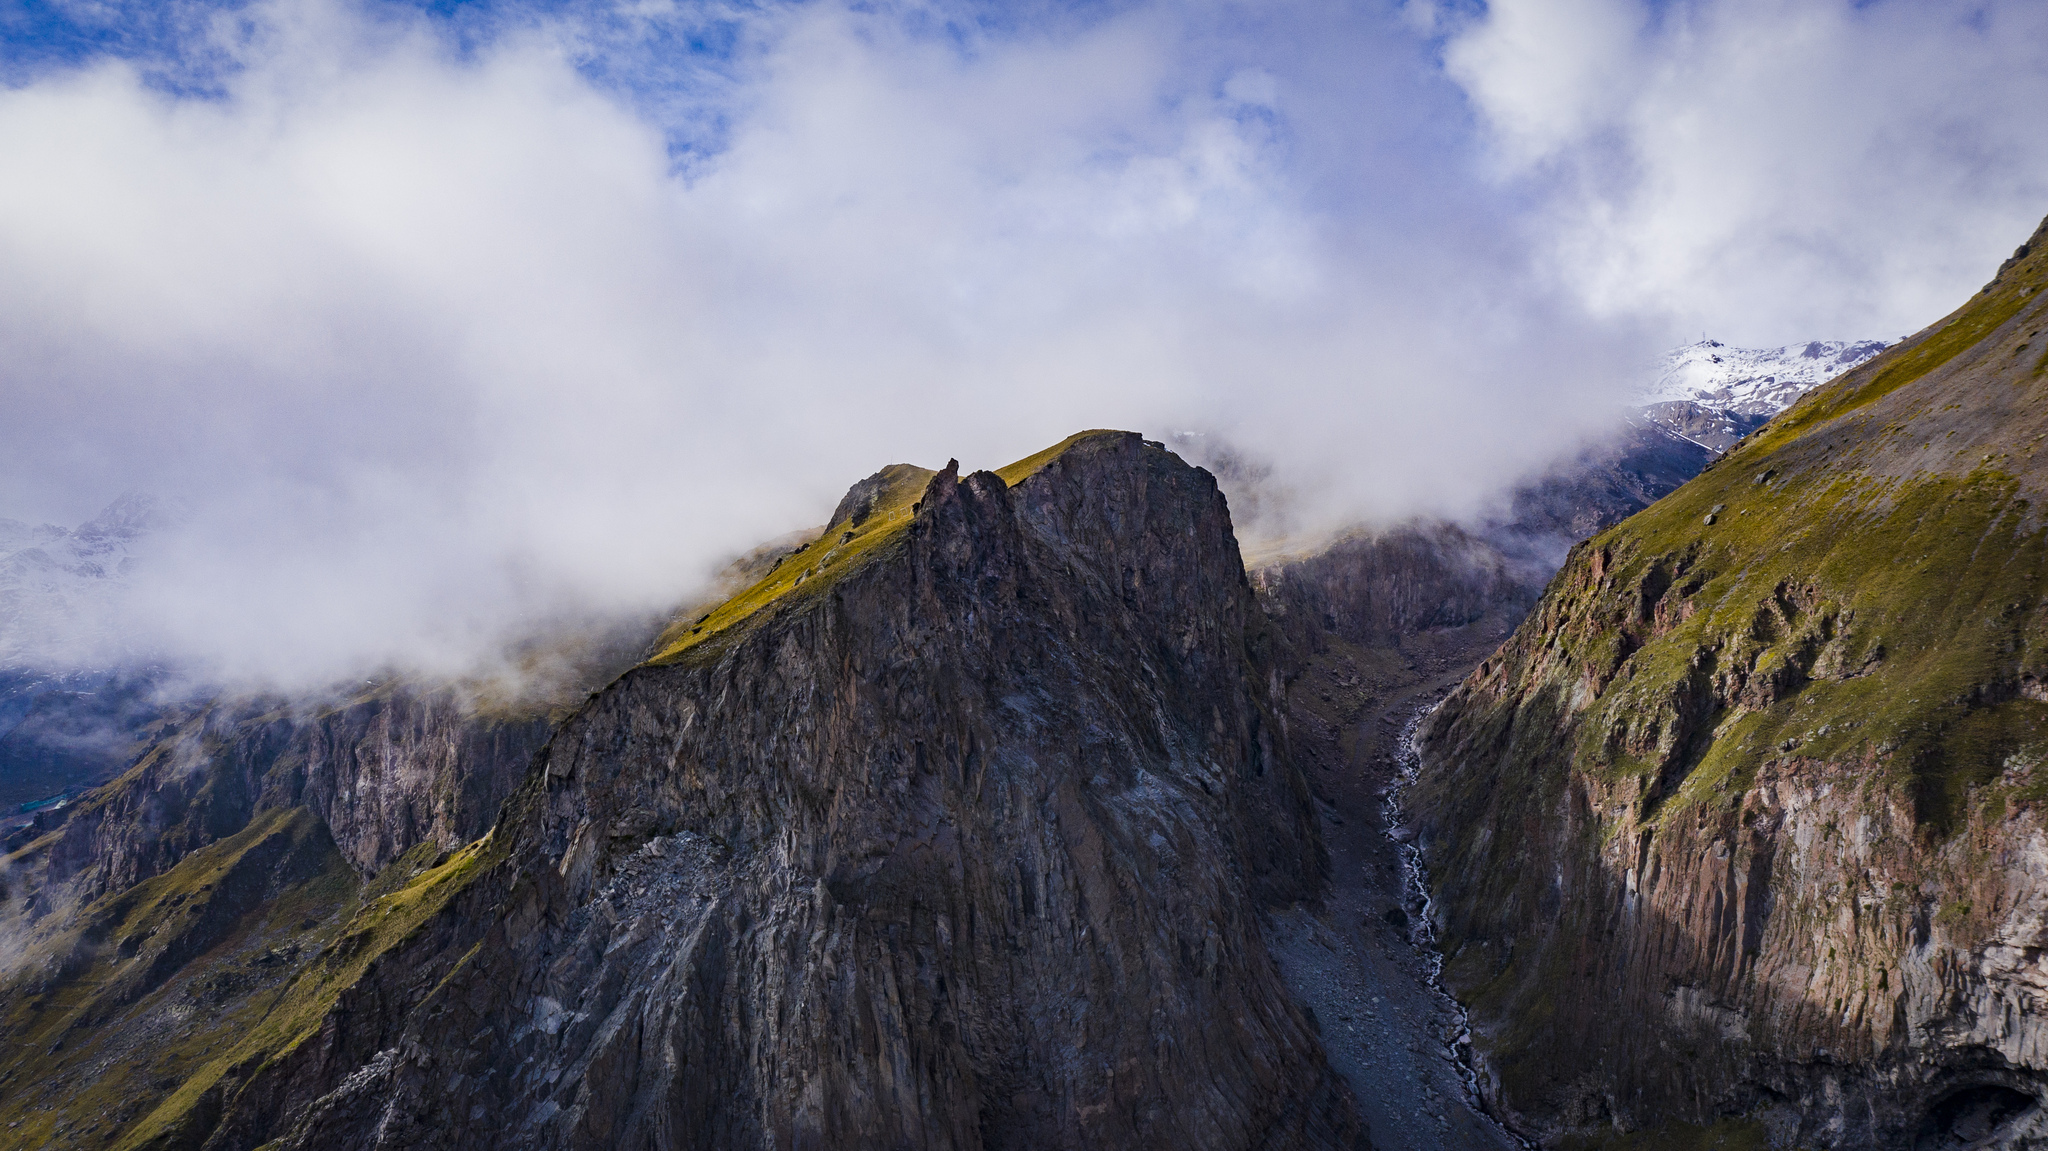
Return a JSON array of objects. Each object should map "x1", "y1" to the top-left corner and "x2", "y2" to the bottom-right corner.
[
  {"x1": 285, "y1": 691, "x2": 555, "y2": 875},
  {"x1": 4, "y1": 689, "x2": 549, "y2": 917},
  {"x1": 142, "y1": 431, "x2": 1358, "y2": 1151},
  {"x1": 1411, "y1": 213, "x2": 2048, "y2": 1148}
]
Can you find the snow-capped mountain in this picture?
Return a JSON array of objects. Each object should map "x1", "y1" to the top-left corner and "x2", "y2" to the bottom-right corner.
[
  {"x1": 1633, "y1": 338, "x2": 1891, "y2": 454},
  {"x1": 1641, "y1": 338, "x2": 1891, "y2": 416}
]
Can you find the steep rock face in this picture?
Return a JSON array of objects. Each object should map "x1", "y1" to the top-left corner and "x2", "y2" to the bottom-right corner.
[
  {"x1": 163, "y1": 432, "x2": 1358, "y2": 1151},
  {"x1": 5, "y1": 688, "x2": 548, "y2": 922},
  {"x1": 12, "y1": 702, "x2": 301, "y2": 916},
  {"x1": 1411, "y1": 214, "x2": 2048, "y2": 1148},
  {"x1": 284, "y1": 691, "x2": 554, "y2": 875}
]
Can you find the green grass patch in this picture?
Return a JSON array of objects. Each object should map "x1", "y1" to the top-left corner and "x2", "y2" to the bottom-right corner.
[
  {"x1": 0, "y1": 807, "x2": 357, "y2": 1151},
  {"x1": 1567, "y1": 461, "x2": 2048, "y2": 834},
  {"x1": 647, "y1": 430, "x2": 1133, "y2": 667},
  {"x1": 644, "y1": 463, "x2": 935, "y2": 665},
  {"x1": 108, "y1": 834, "x2": 500, "y2": 1151},
  {"x1": 992, "y1": 429, "x2": 1125, "y2": 486}
]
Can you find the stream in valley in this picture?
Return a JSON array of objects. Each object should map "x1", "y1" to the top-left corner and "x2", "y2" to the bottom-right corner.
[{"x1": 1266, "y1": 669, "x2": 1531, "y2": 1151}]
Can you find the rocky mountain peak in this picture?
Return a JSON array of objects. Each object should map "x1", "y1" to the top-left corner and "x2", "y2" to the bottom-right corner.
[
  {"x1": 826, "y1": 462, "x2": 937, "y2": 532},
  {"x1": 1, "y1": 429, "x2": 1360, "y2": 1150},
  {"x1": 1633, "y1": 337, "x2": 1893, "y2": 455},
  {"x1": 1643, "y1": 337, "x2": 1893, "y2": 417}
]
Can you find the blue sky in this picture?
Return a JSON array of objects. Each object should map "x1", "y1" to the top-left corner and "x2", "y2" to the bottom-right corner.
[{"x1": 0, "y1": 0, "x2": 2043, "y2": 683}]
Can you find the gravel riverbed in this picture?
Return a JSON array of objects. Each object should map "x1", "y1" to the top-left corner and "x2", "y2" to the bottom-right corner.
[{"x1": 1265, "y1": 657, "x2": 1528, "y2": 1151}]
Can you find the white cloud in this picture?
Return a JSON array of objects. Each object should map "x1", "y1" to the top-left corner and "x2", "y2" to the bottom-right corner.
[
  {"x1": 1445, "y1": 0, "x2": 1643, "y2": 167},
  {"x1": 0, "y1": 0, "x2": 1677, "y2": 687},
  {"x1": 1444, "y1": 0, "x2": 2048, "y2": 343}
]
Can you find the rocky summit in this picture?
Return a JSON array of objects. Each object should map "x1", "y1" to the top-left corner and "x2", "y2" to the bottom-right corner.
[
  {"x1": 1412, "y1": 213, "x2": 2048, "y2": 1148},
  {"x1": 1, "y1": 432, "x2": 1361, "y2": 1150}
]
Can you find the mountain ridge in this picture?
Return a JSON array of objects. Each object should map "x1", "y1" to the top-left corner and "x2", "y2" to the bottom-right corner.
[
  {"x1": 1408, "y1": 211, "x2": 2048, "y2": 1148},
  {"x1": 2, "y1": 430, "x2": 1363, "y2": 1150}
]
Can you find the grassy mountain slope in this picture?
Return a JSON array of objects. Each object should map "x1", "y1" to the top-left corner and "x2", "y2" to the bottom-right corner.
[
  {"x1": 1412, "y1": 214, "x2": 2048, "y2": 1148},
  {"x1": 0, "y1": 808, "x2": 354, "y2": 1149}
]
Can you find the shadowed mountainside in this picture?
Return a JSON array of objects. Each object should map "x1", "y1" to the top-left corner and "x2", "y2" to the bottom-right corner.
[{"x1": 1412, "y1": 213, "x2": 2048, "y2": 1149}]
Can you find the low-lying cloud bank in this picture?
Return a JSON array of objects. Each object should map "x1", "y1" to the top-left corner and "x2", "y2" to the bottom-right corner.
[{"x1": 0, "y1": 0, "x2": 2041, "y2": 690}]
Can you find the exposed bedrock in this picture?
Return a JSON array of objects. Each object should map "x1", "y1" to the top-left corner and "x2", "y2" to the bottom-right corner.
[
  {"x1": 1409, "y1": 213, "x2": 2048, "y2": 1151},
  {"x1": 6, "y1": 688, "x2": 548, "y2": 921},
  {"x1": 179, "y1": 432, "x2": 1360, "y2": 1151},
  {"x1": 1418, "y1": 641, "x2": 2048, "y2": 1149}
]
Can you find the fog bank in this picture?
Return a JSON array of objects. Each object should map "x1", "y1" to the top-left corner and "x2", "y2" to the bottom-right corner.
[{"x1": 0, "y1": 0, "x2": 2040, "y2": 688}]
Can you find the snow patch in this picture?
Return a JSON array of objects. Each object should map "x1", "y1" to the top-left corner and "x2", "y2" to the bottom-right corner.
[{"x1": 1638, "y1": 339, "x2": 1891, "y2": 417}]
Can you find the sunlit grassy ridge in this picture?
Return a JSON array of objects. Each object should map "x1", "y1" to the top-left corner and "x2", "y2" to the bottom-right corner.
[
  {"x1": 1484, "y1": 220, "x2": 2048, "y2": 837},
  {"x1": 0, "y1": 802, "x2": 502, "y2": 1149},
  {"x1": 1757, "y1": 266, "x2": 2039, "y2": 448},
  {"x1": 645, "y1": 462, "x2": 935, "y2": 666},
  {"x1": 113, "y1": 834, "x2": 499, "y2": 1151},
  {"x1": 646, "y1": 431, "x2": 1126, "y2": 667},
  {"x1": 0, "y1": 808, "x2": 355, "y2": 1150},
  {"x1": 992, "y1": 430, "x2": 1121, "y2": 485}
]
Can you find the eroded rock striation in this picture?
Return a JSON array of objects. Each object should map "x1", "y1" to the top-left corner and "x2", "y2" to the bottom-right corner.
[{"x1": 1411, "y1": 213, "x2": 2048, "y2": 1148}]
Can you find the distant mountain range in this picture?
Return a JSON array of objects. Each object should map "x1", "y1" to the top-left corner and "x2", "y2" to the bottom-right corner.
[{"x1": 1643, "y1": 338, "x2": 1893, "y2": 414}]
